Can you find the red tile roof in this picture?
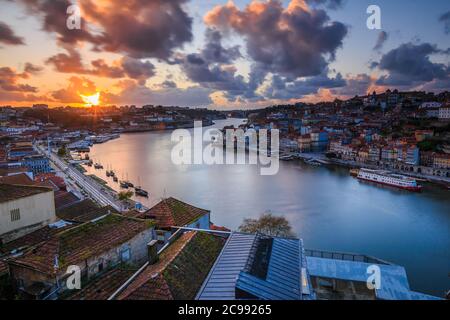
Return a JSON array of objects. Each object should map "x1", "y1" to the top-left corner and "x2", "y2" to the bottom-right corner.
[
  {"x1": 0, "y1": 224, "x2": 74, "y2": 255},
  {"x1": 68, "y1": 268, "x2": 138, "y2": 300},
  {"x1": 143, "y1": 197, "x2": 209, "y2": 229},
  {"x1": 0, "y1": 183, "x2": 53, "y2": 204},
  {"x1": 56, "y1": 200, "x2": 119, "y2": 223},
  {"x1": 0, "y1": 173, "x2": 34, "y2": 186},
  {"x1": 10, "y1": 214, "x2": 154, "y2": 275},
  {"x1": 117, "y1": 231, "x2": 225, "y2": 300},
  {"x1": 54, "y1": 191, "x2": 80, "y2": 211}
]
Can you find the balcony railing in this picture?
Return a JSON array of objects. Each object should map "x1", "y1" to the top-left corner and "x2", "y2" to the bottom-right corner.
[{"x1": 304, "y1": 249, "x2": 392, "y2": 265}]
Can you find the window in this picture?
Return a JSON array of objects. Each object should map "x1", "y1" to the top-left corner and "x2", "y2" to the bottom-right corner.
[
  {"x1": 121, "y1": 248, "x2": 131, "y2": 262},
  {"x1": 10, "y1": 208, "x2": 20, "y2": 222}
]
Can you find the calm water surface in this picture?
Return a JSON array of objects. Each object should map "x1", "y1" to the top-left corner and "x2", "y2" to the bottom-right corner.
[{"x1": 85, "y1": 119, "x2": 450, "y2": 297}]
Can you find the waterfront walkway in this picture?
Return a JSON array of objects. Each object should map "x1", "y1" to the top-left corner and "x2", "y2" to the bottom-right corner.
[{"x1": 35, "y1": 144, "x2": 124, "y2": 212}]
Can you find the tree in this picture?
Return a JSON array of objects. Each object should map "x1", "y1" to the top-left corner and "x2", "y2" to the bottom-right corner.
[
  {"x1": 118, "y1": 191, "x2": 133, "y2": 201},
  {"x1": 58, "y1": 145, "x2": 67, "y2": 157},
  {"x1": 238, "y1": 213, "x2": 295, "y2": 238}
]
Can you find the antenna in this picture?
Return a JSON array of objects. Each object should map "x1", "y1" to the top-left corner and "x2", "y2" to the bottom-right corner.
[{"x1": 163, "y1": 188, "x2": 167, "y2": 199}]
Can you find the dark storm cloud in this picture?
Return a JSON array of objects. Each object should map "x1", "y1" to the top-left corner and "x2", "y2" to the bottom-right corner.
[
  {"x1": 201, "y1": 28, "x2": 241, "y2": 64},
  {"x1": 0, "y1": 67, "x2": 37, "y2": 92},
  {"x1": 177, "y1": 29, "x2": 251, "y2": 100},
  {"x1": 439, "y1": 11, "x2": 450, "y2": 34},
  {"x1": 375, "y1": 43, "x2": 449, "y2": 86},
  {"x1": 205, "y1": 0, "x2": 348, "y2": 78},
  {"x1": 24, "y1": 63, "x2": 43, "y2": 74},
  {"x1": 306, "y1": 0, "x2": 345, "y2": 10},
  {"x1": 46, "y1": 48, "x2": 155, "y2": 84},
  {"x1": 0, "y1": 21, "x2": 25, "y2": 45},
  {"x1": 332, "y1": 73, "x2": 373, "y2": 97},
  {"x1": 10, "y1": 0, "x2": 193, "y2": 60},
  {"x1": 373, "y1": 31, "x2": 388, "y2": 51},
  {"x1": 263, "y1": 69, "x2": 346, "y2": 99}
]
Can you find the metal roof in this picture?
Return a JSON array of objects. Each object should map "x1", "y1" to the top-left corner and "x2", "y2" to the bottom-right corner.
[
  {"x1": 196, "y1": 232, "x2": 257, "y2": 300},
  {"x1": 235, "y1": 238, "x2": 302, "y2": 300},
  {"x1": 306, "y1": 257, "x2": 441, "y2": 300}
]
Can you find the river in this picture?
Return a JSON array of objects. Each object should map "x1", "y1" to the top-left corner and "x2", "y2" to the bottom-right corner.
[{"x1": 84, "y1": 118, "x2": 450, "y2": 297}]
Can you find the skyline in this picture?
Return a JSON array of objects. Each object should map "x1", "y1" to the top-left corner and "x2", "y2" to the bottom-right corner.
[{"x1": 0, "y1": 0, "x2": 449, "y2": 109}]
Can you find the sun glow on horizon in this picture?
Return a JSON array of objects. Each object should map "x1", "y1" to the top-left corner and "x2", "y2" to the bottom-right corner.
[{"x1": 80, "y1": 92, "x2": 101, "y2": 107}]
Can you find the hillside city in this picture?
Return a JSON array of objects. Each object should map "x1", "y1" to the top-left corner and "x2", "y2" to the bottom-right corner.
[{"x1": 0, "y1": 89, "x2": 449, "y2": 301}]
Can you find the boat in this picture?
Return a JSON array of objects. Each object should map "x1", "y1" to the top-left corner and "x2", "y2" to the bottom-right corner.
[
  {"x1": 305, "y1": 159, "x2": 321, "y2": 166},
  {"x1": 126, "y1": 181, "x2": 134, "y2": 188},
  {"x1": 357, "y1": 169, "x2": 423, "y2": 192},
  {"x1": 350, "y1": 168, "x2": 360, "y2": 177},
  {"x1": 135, "y1": 187, "x2": 149, "y2": 197}
]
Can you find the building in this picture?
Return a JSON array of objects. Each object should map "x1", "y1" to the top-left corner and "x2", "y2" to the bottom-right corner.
[
  {"x1": 298, "y1": 134, "x2": 311, "y2": 152},
  {"x1": 8, "y1": 214, "x2": 155, "y2": 299},
  {"x1": 420, "y1": 102, "x2": 442, "y2": 109},
  {"x1": 135, "y1": 197, "x2": 211, "y2": 244},
  {"x1": 22, "y1": 155, "x2": 52, "y2": 175},
  {"x1": 415, "y1": 130, "x2": 434, "y2": 142},
  {"x1": 0, "y1": 184, "x2": 56, "y2": 244},
  {"x1": 197, "y1": 232, "x2": 312, "y2": 300},
  {"x1": 310, "y1": 131, "x2": 329, "y2": 152},
  {"x1": 405, "y1": 146, "x2": 420, "y2": 166},
  {"x1": 369, "y1": 146, "x2": 381, "y2": 162},
  {"x1": 306, "y1": 250, "x2": 439, "y2": 300},
  {"x1": 433, "y1": 154, "x2": 450, "y2": 170},
  {"x1": 439, "y1": 107, "x2": 450, "y2": 120}
]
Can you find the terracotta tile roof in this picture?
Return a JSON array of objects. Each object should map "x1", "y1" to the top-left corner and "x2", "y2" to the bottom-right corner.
[
  {"x1": 118, "y1": 231, "x2": 225, "y2": 300},
  {"x1": 54, "y1": 191, "x2": 80, "y2": 211},
  {"x1": 0, "y1": 183, "x2": 53, "y2": 204},
  {"x1": 0, "y1": 167, "x2": 29, "y2": 177},
  {"x1": 0, "y1": 173, "x2": 34, "y2": 186},
  {"x1": 143, "y1": 197, "x2": 210, "y2": 228},
  {"x1": 0, "y1": 260, "x2": 8, "y2": 277},
  {"x1": 210, "y1": 223, "x2": 231, "y2": 232},
  {"x1": 67, "y1": 267, "x2": 137, "y2": 300},
  {"x1": 0, "y1": 224, "x2": 75, "y2": 255},
  {"x1": 56, "y1": 199, "x2": 98, "y2": 220},
  {"x1": 56, "y1": 200, "x2": 119, "y2": 223},
  {"x1": 10, "y1": 214, "x2": 154, "y2": 275},
  {"x1": 34, "y1": 173, "x2": 66, "y2": 190}
]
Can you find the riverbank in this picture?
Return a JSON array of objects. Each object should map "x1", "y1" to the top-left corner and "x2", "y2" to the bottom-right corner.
[{"x1": 286, "y1": 152, "x2": 450, "y2": 187}]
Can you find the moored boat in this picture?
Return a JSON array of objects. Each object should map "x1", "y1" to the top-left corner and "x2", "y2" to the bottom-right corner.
[
  {"x1": 357, "y1": 168, "x2": 422, "y2": 192},
  {"x1": 350, "y1": 168, "x2": 360, "y2": 177}
]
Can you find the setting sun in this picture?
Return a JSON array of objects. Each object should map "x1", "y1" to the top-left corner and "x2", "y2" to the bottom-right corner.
[{"x1": 80, "y1": 92, "x2": 101, "y2": 107}]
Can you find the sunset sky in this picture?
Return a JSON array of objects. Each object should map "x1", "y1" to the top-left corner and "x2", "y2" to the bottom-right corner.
[{"x1": 0, "y1": 0, "x2": 449, "y2": 109}]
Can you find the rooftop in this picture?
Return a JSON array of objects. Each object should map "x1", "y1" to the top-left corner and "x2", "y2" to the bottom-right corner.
[
  {"x1": 117, "y1": 231, "x2": 225, "y2": 300},
  {"x1": 56, "y1": 199, "x2": 103, "y2": 222},
  {"x1": 0, "y1": 223, "x2": 74, "y2": 255},
  {"x1": 54, "y1": 191, "x2": 80, "y2": 211},
  {"x1": 197, "y1": 233, "x2": 257, "y2": 300},
  {"x1": 10, "y1": 214, "x2": 154, "y2": 275},
  {"x1": 141, "y1": 197, "x2": 210, "y2": 229},
  {"x1": 0, "y1": 183, "x2": 53, "y2": 204},
  {"x1": 67, "y1": 267, "x2": 138, "y2": 300},
  {"x1": 306, "y1": 256, "x2": 441, "y2": 300},
  {"x1": 197, "y1": 232, "x2": 307, "y2": 301}
]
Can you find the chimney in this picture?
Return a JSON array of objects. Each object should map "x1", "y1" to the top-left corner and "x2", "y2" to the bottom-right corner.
[{"x1": 147, "y1": 240, "x2": 159, "y2": 265}]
